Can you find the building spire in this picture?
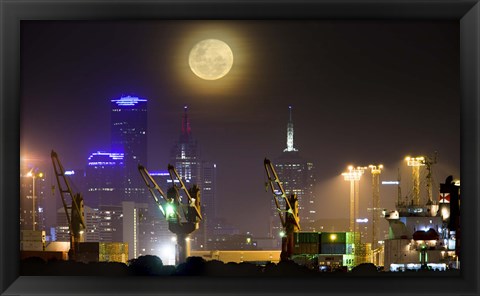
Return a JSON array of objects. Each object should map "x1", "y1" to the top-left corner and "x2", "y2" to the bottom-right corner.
[
  {"x1": 182, "y1": 105, "x2": 191, "y2": 136},
  {"x1": 284, "y1": 105, "x2": 298, "y2": 152}
]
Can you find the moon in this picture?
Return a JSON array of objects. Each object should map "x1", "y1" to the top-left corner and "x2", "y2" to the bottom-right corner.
[{"x1": 189, "y1": 39, "x2": 234, "y2": 80}]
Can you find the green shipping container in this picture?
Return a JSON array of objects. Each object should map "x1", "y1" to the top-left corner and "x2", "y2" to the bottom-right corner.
[
  {"x1": 294, "y1": 232, "x2": 320, "y2": 244},
  {"x1": 320, "y1": 243, "x2": 347, "y2": 254},
  {"x1": 293, "y1": 242, "x2": 319, "y2": 255},
  {"x1": 320, "y1": 232, "x2": 346, "y2": 244}
]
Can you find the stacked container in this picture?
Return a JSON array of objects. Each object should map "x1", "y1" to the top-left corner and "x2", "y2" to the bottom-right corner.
[
  {"x1": 293, "y1": 232, "x2": 320, "y2": 255},
  {"x1": 20, "y1": 230, "x2": 45, "y2": 251}
]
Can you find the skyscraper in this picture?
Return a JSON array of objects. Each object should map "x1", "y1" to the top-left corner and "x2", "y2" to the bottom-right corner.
[
  {"x1": 169, "y1": 106, "x2": 201, "y2": 187},
  {"x1": 20, "y1": 164, "x2": 48, "y2": 232},
  {"x1": 200, "y1": 162, "x2": 218, "y2": 246},
  {"x1": 111, "y1": 95, "x2": 147, "y2": 203},
  {"x1": 273, "y1": 106, "x2": 316, "y2": 237},
  {"x1": 169, "y1": 106, "x2": 218, "y2": 249},
  {"x1": 85, "y1": 151, "x2": 124, "y2": 208}
]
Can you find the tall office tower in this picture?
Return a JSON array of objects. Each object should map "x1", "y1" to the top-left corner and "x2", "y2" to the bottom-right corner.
[
  {"x1": 111, "y1": 95, "x2": 148, "y2": 203},
  {"x1": 20, "y1": 164, "x2": 48, "y2": 232},
  {"x1": 55, "y1": 205, "x2": 99, "y2": 242},
  {"x1": 150, "y1": 170, "x2": 175, "y2": 242},
  {"x1": 273, "y1": 106, "x2": 316, "y2": 237},
  {"x1": 85, "y1": 151, "x2": 125, "y2": 208},
  {"x1": 97, "y1": 205, "x2": 123, "y2": 243},
  {"x1": 122, "y1": 201, "x2": 164, "y2": 260},
  {"x1": 169, "y1": 106, "x2": 201, "y2": 187},
  {"x1": 201, "y1": 162, "x2": 217, "y2": 247},
  {"x1": 170, "y1": 106, "x2": 217, "y2": 250}
]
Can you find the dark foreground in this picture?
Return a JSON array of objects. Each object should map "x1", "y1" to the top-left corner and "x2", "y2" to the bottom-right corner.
[{"x1": 20, "y1": 255, "x2": 460, "y2": 277}]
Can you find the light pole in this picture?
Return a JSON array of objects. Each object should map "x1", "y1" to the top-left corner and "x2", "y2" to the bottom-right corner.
[
  {"x1": 405, "y1": 156, "x2": 425, "y2": 206},
  {"x1": 26, "y1": 170, "x2": 43, "y2": 231},
  {"x1": 342, "y1": 165, "x2": 366, "y2": 265},
  {"x1": 342, "y1": 166, "x2": 366, "y2": 236},
  {"x1": 368, "y1": 164, "x2": 383, "y2": 251}
]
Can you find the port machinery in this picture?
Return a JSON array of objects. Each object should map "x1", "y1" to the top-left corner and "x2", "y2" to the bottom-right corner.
[
  {"x1": 51, "y1": 150, "x2": 86, "y2": 261},
  {"x1": 138, "y1": 164, "x2": 202, "y2": 265},
  {"x1": 264, "y1": 158, "x2": 301, "y2": 261}
]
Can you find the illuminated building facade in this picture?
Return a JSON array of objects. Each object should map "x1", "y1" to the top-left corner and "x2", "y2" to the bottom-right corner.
[
  {"x1": 122, "y1": 201, "x2": 166, "y2": 260},
  {"x1": 111, "y1": 95, "x2": 148, "y2": 203},
  {"x1": 55, "y1": 205, "x2": 99, "y2": 242},
  {"x1": 201, "y1": 162, "x2": 218, "y2": 242},
  {"x1": 169, "y1": 106, "x2": 201, "y2": 187},
  {"x1": 97, "y1": 205, "x2": 123, "y2": 243},
  {"x1": 20, "y1": 164, "x2": 48, "y2": 232},
  {"x1": 85, "y1": 151, "x2": 124, "y2": 208},
  {"x1": 272, "y1": 106, "x2": 316, "y2": 238},
  {"x1": 170, "y1": 106, "x2": 218, "y2": 249}
]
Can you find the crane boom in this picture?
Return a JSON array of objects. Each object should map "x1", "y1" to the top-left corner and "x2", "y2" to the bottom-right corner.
[
  {"x1": 138, "y1": 165, "x2": 181, "y2": 223},
  {"x1": 167, "y1": 164, "x2": 202, "y2": 221},
  {"x1": 51, "y1": 150, "x2": 86, "y2": 260},
  {"x1": 138, "y1": 164, "x2": 202, "y2": 265},
  {"x1": 264, "y1": 158, "x2": 300, "y2": 229}
]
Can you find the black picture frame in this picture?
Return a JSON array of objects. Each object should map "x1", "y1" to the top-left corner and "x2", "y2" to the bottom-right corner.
[{"x1": 1, "y1": 0, "x2": 479, "y2": 295}]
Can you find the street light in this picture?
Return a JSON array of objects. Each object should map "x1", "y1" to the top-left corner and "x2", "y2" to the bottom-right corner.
[{"x1": 26, "y1": 170, "x2": 43, "y2": 231}]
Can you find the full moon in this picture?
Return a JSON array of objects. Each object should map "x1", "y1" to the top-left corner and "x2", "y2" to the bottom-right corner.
[{"x1": 188, "y1": 39, "x2": 234, "y2": 80}]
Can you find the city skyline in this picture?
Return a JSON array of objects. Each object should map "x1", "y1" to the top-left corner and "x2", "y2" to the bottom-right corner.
[{"x1": 20, "y1": 20, "x2": 460, "y2": 236}]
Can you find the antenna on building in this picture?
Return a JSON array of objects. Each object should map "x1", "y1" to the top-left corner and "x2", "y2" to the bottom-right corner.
[
  {"x1": 284, "y1": 105, "x2": 298, "y2": 152},
  {"x1": 182, "y1": 105, "x2": 191, "y2": 136}
]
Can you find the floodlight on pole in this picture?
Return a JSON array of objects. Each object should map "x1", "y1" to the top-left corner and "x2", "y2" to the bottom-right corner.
[
  {"x1": 368, "y1": 164, "x2": 383, "y2": 251},
  {"x1": 405, "y1": 156, "x2": 425, "y2": 206},
  {"x1": 342, "y1": 166, "x2": 366, "y2": 235},
  {"x1": 342, "y1": 165, "x2": 366, "y2": 266}
]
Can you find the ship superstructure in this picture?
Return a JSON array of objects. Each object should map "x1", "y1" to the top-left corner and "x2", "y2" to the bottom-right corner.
[{"x1": 382, "y1": 156, "x2": 460, "y2": 271}]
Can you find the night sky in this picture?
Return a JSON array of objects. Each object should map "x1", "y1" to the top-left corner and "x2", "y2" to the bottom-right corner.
[{"x1": 20, "y1": 20, "x2": 460, "y2": 236}]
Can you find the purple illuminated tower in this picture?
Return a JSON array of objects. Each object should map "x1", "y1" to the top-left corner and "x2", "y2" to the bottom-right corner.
[{"x1": 111, "y1": 95, "x2": 148, "y2": 203}]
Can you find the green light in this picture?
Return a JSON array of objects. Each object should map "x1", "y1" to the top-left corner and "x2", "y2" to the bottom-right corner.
[
  {"x1": 165, "y1": 204, "x2": 175, "y2": 217},
  {"x1": 330, "y1": 234, "x2": 337, "y2": 241},
  {"x1": 279, "y1": 231, "x2": 285, "y2": 238}
]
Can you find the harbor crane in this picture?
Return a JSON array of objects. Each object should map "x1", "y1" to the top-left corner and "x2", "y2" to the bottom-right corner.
[
  {"x1": 138, "y1": 164, "x2": 202, "y2": 265},
  {"x1": 51, "y1": 150, "x2": 86, "y2": 261},
  {"x1": 264, "y1": 158, "x2": 300, "y2": 261}
]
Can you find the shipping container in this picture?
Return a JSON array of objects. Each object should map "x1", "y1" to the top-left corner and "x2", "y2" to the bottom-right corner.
[
  {"x1": 320, "y1": 243, "x2": 347, "y2": 254},
  {"x1": 320, "y1": 232, "x2": 346, "y2": 244},
  {"x1": 20, "y1": 230, "x2": 45, "y2": 242},
  {"x1": 20, "y1": 241, "x2": 44, "y2": 251},
  {"x1": 346, "y1": 232, "x2": 355, "y2": 244},
  {"x1": 294, "y1": 232, "x2": 320, "y2": 244},
  {"x1": 76, "y1": 242, "x2": 128, "y2": 264},
  {"x1": 293, "y1": 242, "x2": 319, "y2": 255},
  {"x1": 99, "y1": 242, "x2": 128, "y2": 264},
  {"x1": 20, "y1": 250, "x2": 67, "y2": 261}
]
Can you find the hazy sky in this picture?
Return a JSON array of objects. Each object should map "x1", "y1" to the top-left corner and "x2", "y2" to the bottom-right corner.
[{"x1": 20, "y1": 20, "x2": 460, "y2": 236}]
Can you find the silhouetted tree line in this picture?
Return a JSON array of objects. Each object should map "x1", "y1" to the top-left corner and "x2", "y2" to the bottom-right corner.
[{"x1": 20, "y1": 256, "x2": 460, "y2": 277}]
